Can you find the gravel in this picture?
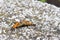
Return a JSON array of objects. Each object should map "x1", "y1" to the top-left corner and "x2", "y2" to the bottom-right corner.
[{"x1": 0, "y1": 0, "x2": 60, "y2": 40}]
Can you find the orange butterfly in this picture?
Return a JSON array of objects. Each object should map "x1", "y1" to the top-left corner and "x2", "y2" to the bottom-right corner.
[{"x1": 11, "y1": 20, "x2": 36, "y2": 30}]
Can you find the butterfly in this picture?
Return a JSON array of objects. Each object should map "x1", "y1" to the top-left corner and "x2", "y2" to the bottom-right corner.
[{"x1": 11, "y1": 20, "x2": 36, "y2": 31}]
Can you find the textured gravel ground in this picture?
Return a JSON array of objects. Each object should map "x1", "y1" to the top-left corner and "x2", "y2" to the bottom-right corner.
[{"x1": 0, "y1": 0, "x2": 60, "y2": 40}]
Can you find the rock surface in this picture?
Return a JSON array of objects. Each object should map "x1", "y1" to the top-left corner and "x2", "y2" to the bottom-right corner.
[{"x1": 0, "y1": 0, "x2": 60, "y2": 40}]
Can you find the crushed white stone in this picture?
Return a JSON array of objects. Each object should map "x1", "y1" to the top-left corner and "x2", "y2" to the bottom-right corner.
[{"x1": 0, "y1": 0, "x2": 60, "y2": 40}]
